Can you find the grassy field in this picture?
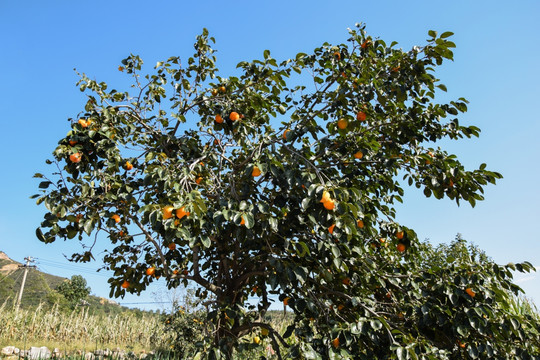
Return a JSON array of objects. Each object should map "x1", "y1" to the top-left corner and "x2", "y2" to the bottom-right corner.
[
  {"x1": 0, "y1": 301, "x2": 165, "y2": 353},
  {"x1": 0, "y1": 299, "x2": 292, "y2": 358}
]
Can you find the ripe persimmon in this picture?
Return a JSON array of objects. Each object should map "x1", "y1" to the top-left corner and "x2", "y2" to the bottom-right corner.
[
  {"x1": 163, "y1": 205, "x2": 174, "y2": 220},
  {"x1": 125, "y1": 161, "x2": 133, "y2": 170},
  {"x1": 282, "y1": 129, "x2": 290, "y2": 140},
  {"x1": 333, "y1": 51, "x2": 341, "y2": 60},
  {"x1": 230, "y1": 112, "x2": 240, "y2": 121},
  {"x1": 215, "y1": 114, "x2": 224, "y2": 124},
  {"x1": 323, "y1": 199, "x2": 335, "y2": 210},
  {"x1": 219, "y1": 86, "x2": 226, "y2": 93},
  {"x1": 354, "y1": 151, "x2": 363, "y2": 159},
  {"x1": 328, "y1": 224, "x2": 336, "y2": 234},
  {"x1": 356, "y1": 111, "x2": 367, "y2": 121},
  {"x1": 357, "y1": 219, "x2": 364, "y2": 228},
  {"x1": 342, "y1": 277, "x2": 351, "y2": 285},
  {"x1": 111, "y1": 214, "x2": 121, "y2": 223},
  {"x1": 465, "y1": 288, "x2": 476, "y2": 298},
  {"x1": 252, "y1": 166, "x2": 262, "y2": 177},
  {"x1": 69, "y1": 153, "x2": 82, "y2": 163},
  {"x1": 332, "y1": 337, "x2": 340, "y2": 348},
  {"x1": 121, "y1": 280, "x2": 129, "y2": 289},
  {"x1": 396, "y1": 231, "x2": 404, "y2": 240},
  {"x1": 397, "y1": 243, "x2": 406, "y2": 253},
  {"x1": 146, "y1": 267, "x2": 156, "y2": 276},
  {"x1": 78, "y1": 119, "x2": 89, "y2": 128},
  {"x1": 176, "y1": 206, "x2": 190, "y2": 219},
  {"x1": 168, "y1": 243, "x2": 176, "y2": 251},
  {"x1": 320, "y1": 190, "x2": 331, "y2": 204},
  {"x1": 195, "y1": 176, "x2": 203, "y2": 184},
  {"x1": 337, "y1": 118, "x2": 348, "y2": 130},
  {"x1": 361, "y1": 40, "x2": 371, "y2": 49},
  {"x1": 283, "y1": 297, "x2": 290, "y2": 306},
  {"x1": 211, "y1": 88, "x2": 218, "y2": 96},
  {"x1": 69, "y1": 140, "x2": 77, "y2": 146}
]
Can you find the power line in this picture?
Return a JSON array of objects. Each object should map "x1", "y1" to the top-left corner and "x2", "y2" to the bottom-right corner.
[
  {"x1": 35, "y1": 258, "x2": 110, "y2": 278},
  {"x1": 117, "y1": 301, "x2": 171, "y2": 305},
  {"x1": 0, "y1": 268, "x2": 20, "y2": 284},
  {"x1": 35, "y1": 257, "x2": 101, "y2": 269},
  {"x1": 36, "y1": 257, "x2": 101, "y2": 269},
  {"x1": 37, "y1": 264, "x2": 110, "y2": 278}
]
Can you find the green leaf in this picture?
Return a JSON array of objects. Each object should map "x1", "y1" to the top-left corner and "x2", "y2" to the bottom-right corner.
[
  {"x1": 239, "y1": 201, "x2": 248, "y2": 211},
  {"x1": 268, "y1": 217, "x2": 278, "y2": 232},
  {"x1": 243, "y1": 213, "x2": 255, "y2": 229},
  {"x1": 396, "y1": 347, "x2": 406, "y2": 360},
  {"x1": 258, "y1": 202, "x2": 269, "y2": 214},
  {"x1": 283, "y1": 324, "x2": 295, "y2": 338},
  {"x1": 301, "y1": 197, "x2": 311, "y2": 210},
  {"x1": 437, "y1": 84, "x2": 447, "y2": 92},
  {"x1": 36, "y1": 228, "x2": 46, "y2": 242},
  {"x1": 370, "y1": 319, "x2": 383, "y2": 330},
  {"x1": 39, "y1": 181, "x2": 52, "y2": 189},
  {"x1": 467, "y1": 345, "x2": 479, "y2": 359},
  {"x1": 83, "y1": 219, "x2": 94, "y2": 235},
  {"x1": 331, "y1": 244, "x2": 341, "y2": 258},
  {"x1": 440, "y1": 31, "x2": 454, "y2": 38},
  {"x1": 201, "y1": 235, "x2": 211, "y2": 248}
]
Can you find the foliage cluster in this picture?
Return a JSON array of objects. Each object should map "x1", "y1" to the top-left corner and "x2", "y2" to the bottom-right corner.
[{"x1": 56, "y1": 275, "x2": 91, "y2": 309}]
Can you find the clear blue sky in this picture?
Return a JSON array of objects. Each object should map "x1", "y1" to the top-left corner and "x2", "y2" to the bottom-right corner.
[{"x1": 1, "y1": 0, "x2": 539, "y2": 311}]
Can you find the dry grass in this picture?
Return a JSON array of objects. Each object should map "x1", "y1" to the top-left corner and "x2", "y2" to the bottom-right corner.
[{"x1": 0, "y1": 301, "x2": 165, "y2": 352}]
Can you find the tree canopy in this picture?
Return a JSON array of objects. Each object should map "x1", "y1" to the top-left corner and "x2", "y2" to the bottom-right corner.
[
  {"x1": 56, "y1": 274, "x2": 91, "y2": 308},
  {"x1": 34, "y1": 24, "x2": 539, "y2": 359}
]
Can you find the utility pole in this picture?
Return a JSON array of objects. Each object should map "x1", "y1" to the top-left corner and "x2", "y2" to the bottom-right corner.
[{"x1": 15, "y1": 256, "x2": 36, "y2": 311}]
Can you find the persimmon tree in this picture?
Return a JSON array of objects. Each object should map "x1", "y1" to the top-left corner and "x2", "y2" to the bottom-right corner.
[{"x1": 34, "y1": 24, "x2": 539, "y2": 359}]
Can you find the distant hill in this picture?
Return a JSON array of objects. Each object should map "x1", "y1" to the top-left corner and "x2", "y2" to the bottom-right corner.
[
  {"x1": 0, "y1": 251, "x2": 64, "y2": 307},
  {"x1": 0, "y1": 251, "x2": 153, "y2": 316}
]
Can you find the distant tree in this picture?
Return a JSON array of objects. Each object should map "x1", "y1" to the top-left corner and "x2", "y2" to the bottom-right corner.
[
  {"x1": 56, "y1": 275, "x2": 91, "y2": 308},
  {"x1": 34, "y1": 23, "x2": 539, "y2": 359}
]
